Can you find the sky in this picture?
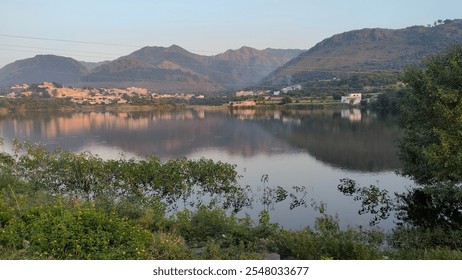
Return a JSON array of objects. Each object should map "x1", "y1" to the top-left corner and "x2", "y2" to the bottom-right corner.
[{"x1": 1, "y1": 0, "x2": 461, "y2": 68}]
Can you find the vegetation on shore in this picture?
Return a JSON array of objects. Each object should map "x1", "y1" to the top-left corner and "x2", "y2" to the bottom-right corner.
[
  {"x1": 0, "y1": 74, "x2": 403, "y2": 112},
  {"x1": 0, "y1": 140, "x2": 461, "y2": 260}
]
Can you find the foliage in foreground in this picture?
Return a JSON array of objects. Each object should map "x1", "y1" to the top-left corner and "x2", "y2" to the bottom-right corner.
[
  {"x1": 398, "y1": 45, "x2": 462, "y2": 186},
  {"x1": 0, "y1": 200, "x2": 154, "y2": 259},
  {"x1": 0, "y1": 195, "x2": 385, "y2": 260},
  {"x1": 337, "y1": 178, "x2": 462, "y2": 259},
  {"x1": 271, "y1": 214, "x2": 384, "y2": 260},
  {"x1": 0, "y1": 141, "x2": 461, "y2": 259}
]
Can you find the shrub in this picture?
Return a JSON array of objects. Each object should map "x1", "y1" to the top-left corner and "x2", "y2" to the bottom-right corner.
[
  {"x1": 0, "y1": 201, "x2": 154, "y2": 259},
  {"x1": 389, "y1": 226, "x2": 462, "y2": 251},
  {"x1": 170, "y1": 206, "x2": 276, "y2": 259},
  {"x1": 150, "y1": 231, "x2": 192, "y2": 259},
  {"x1": 388, "y1": 247, "x2": 462, "y2": 260},
  {"x1": 270, "y1": 214, "x2": 384, "y2": 260}
]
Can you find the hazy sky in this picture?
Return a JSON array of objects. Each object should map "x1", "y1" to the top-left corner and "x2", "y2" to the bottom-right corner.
[{"x1": 1, "y1": 0, "x2": 461, "y2": 68}]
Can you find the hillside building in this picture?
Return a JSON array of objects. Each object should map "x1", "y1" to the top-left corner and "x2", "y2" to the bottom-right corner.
[{"x1": 341, "y1": 93, "x2": 362, "y2": 105}]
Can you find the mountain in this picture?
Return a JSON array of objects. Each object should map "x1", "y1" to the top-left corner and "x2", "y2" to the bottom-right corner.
[
  {"x1": 79, "y1": 60, "x2": 110, "y2": 71},
  {"x1": 0, "y1": 46, "x2": 302, "y2": 91},
  {"x1": 211, "y1": 47, "x2": 304, "y2": 87},
  {"x1": 261, "y1": 19, "x2": 462, "y2": 86},
  {"x1": 83, "y1": 45, "x2": 304, "y2": 92},
  {"x1": 0, "y1": 55, "x2": 89, "y2": 86},
  {"x1": 85, "y1": 45, "x2": 227, "y2": 92}
]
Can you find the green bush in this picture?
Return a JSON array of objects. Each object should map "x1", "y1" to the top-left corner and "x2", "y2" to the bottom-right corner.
[
  {"x1": 270, "y1": 214, "x2": 384, "y2": 260},
  {"x1": 174, "y1": 206, "x2": 248, "y2": 243},
  {"x1": 170, "y1": 207, "x2": 278, "y2": 259},
  {"x1": 150, "y1": 231, "x2": 192, "y2": 259},
  {"x1": 196, "y1": 239, "x2": 262, "y2": 260},
  {"x1": 389, "y1": 226, "x2": 462, "y2": 251},
  {"x1": 388, "y1": 247, "x2": 462, "y2": 260},
  {"x1": 0, "y1": 201, "x2": 154, "y2": 259},
  {"x1": 1, "y1": 141, "x2": 243, "y2": 211}
]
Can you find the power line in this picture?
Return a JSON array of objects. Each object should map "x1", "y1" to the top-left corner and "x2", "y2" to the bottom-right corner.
[
  {"x1": 0, "y1": 33, "x2": 409, "y2": 90},
  {"x1": 0, "y1": 44, "x2": 123, "y2": 57},
  {"x1": 0, "y1": 34, "x2": 222, "y2": 54},
  {"x1": 0, "y1": 34, "x2": 142, "y2": 48},
  {"x1": 0, "y1": 47, "x2": 117, "y2": 61},
  {"x1": 1, "y1": 33, "x2": 423, "y2": 74},
  {"x1": 1, "y1": 33, "x2": 421, "y2": 61},
  {"x1": 0, "y1": 44, "x2": 412, "y2": 73}
]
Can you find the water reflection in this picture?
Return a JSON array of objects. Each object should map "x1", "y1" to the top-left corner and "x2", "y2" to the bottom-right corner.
[
  {"x1": 229, "y1": 109, "x2": 402, "y2": 171},
  {"x1": 341, "y1": 108, "x2": 362, "y2": 122},
  {"x1": 0, "y1": 108, "x2": 412, "y2": 230},
  {"x1": 0, "y1": 108, "x2": 401, "y2": 172}
]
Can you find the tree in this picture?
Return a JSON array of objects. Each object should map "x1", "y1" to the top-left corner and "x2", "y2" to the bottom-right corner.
[
  {"x1": 332, "y1": 92, "x2": 342, "y2": 101},
  {"x1": 398, "y1": 45, "x2": 462, "y2": 186},
  {"x1": 280, "y1": 96, "x2": 292, "y2": 105}
]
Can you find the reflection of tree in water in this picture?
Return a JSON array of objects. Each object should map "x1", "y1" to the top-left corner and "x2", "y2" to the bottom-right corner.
[
  {"x1": 391, "y1": 186, "x2": 462, "y2": 250},
  {"x1": 337, "y1": 178, "x2": 462, "y2": 248},
  {"x1": 395, "y1": 186, "x2": 462, "y2": 230}
]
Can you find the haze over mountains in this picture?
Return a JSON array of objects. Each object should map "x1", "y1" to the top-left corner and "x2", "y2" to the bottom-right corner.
[{"x1": 1, "y1": 19, "x2": 462, "y2": 92}]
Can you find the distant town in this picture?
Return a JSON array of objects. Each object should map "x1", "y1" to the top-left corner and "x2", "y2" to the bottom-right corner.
[
  {"x1": 0, "y1": 81, "x2": 386, "y2": 111},
  {"x1": 1, "y1": 82, "x2": 206, "y2": 105}
]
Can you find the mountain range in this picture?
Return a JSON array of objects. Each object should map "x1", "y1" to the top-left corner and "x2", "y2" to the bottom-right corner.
[
  {"x1": 0, "y1": 46, "x2": 303, "y2": 92},
  {"x1": 1, "y1": 19, "x2": 462, "y2": 92},
  {"x1": 262, "y1": 19, "x2": 462, "y2": 85}
]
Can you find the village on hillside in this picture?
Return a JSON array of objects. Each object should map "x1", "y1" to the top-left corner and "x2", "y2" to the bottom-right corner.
[
  {"x1": 0, "y1": 82, "x2": 206, "y2": 105},
  {"x1": 0, "y1": 81, "x2": 384, "y2": 110}
]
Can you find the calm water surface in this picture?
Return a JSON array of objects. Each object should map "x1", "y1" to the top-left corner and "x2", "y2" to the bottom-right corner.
[{"x1": 0, "y1": 108, "x2": 415, "y2": 230}]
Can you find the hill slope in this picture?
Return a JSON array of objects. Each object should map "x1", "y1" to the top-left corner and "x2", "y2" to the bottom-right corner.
[
  {"x1": 0, "y1": 55, "x2": 89, "y2": 86},
  {"x1": 262, "y1": 19, "x2": 462, "y2": 86},
  {"x1": 83, "y1": 45, "x2": 303, "y2": 92},
  {"x1": 211, "y1": 47, "x2": 304, "y2": 87},
  {"x1": 81, "y1": 49, "x2": 222, "y2": 92}
]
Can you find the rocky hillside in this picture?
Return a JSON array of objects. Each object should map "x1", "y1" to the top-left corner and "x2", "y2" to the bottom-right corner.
[
  {"x1": 211, "y1": 46, "x2": 304, "y2": 86},
  {"x1": 261, "y1": 19, "x2": 462, "y2": 86},
  {"x1": 0, "y1": 55, "x2": 89, "y2": 86}
]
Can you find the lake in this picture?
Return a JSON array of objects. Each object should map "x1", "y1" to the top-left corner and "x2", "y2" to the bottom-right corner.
[{"x1": 0, "y1": 108, "x2": 415, "y2": 230}]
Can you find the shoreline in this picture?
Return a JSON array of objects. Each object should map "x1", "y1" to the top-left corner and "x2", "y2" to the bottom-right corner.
[{"x1": 0, "y1": 100, "x2": 355, "y2": 114}]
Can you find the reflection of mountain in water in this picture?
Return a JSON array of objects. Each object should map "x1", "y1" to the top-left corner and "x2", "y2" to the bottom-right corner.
[
  {"x1": 0, "y1": 110, "x2": 291, "y2": 158},
  {"x1": 0, "y1": 109, "x2": 402, "y2": 171},
  {"x1": 247, "y1": 109, "x2": 402, "y2": 172}
]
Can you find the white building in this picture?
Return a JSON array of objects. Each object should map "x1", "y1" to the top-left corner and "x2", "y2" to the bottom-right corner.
[
  {"x1": 281, "y1": 84, "x2": 302, "y2": 94},
  {"x1": 341, "y1": 93, "x2": 362, "y2": 105}
]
